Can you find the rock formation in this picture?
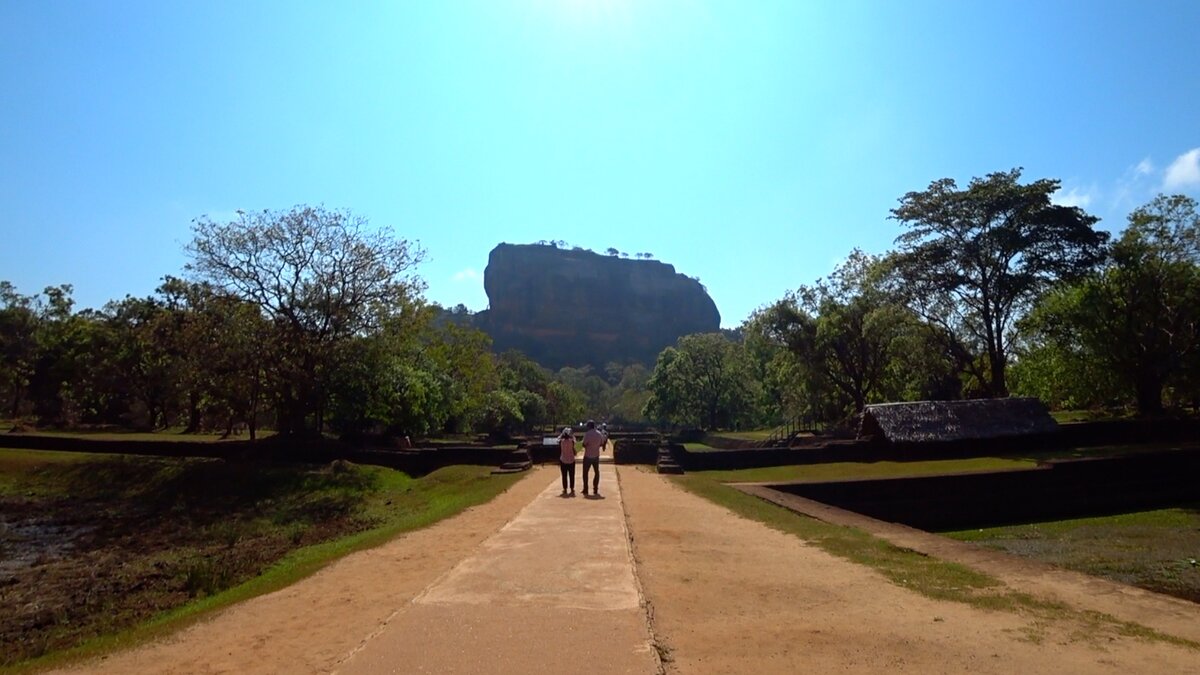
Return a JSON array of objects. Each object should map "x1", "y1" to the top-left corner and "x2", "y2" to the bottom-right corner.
[{"x1": 474, "y1": 243, "x2": 721, "y2": 369}]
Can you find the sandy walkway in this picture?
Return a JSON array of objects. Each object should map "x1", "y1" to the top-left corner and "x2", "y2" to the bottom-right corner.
[
  {"x1": 618, "y1": 466, "x2": 1200, "y2": 674},
  {"x1": 336, "y1": 464, "x2": 657, "y2": 674},
  {"x1": 51, "y1": 458, "x2": 1200, "y2": 674}
]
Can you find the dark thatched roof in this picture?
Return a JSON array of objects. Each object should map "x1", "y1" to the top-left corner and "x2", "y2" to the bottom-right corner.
[{"x1": 859, "y1": 398, "x2": 1058, "y2": 444}]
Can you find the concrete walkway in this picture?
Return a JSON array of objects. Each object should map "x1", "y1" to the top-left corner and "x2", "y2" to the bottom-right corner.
[{"x1": 335, "y1": 456, "x2": 659, "y2": 674}]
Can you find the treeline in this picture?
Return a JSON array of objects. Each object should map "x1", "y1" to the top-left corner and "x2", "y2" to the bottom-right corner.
[
  {"x1": 5, "y1": 174, "x2": 1197, "y2": 437},
  {"x1": 0, "y1": 206, "x2": 651, "y2": 438},
  {"x1": 642, "y1": 170, "x2": 1200, "y2": 430}
]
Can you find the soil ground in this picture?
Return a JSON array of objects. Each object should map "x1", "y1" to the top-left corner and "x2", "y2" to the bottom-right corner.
[{"x1": 39, "y1": 458, "x2": 1200, "y2": 674}]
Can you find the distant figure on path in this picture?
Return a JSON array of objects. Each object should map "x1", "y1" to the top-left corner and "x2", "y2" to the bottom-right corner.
[
  {"x1": 582, "y1": 420, "x2": 604, "y2": 496},
  {"x1": 559, "y1": 427, "x2": 577, "y2": 497}
]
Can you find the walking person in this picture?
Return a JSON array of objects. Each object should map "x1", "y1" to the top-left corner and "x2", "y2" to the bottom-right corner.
[
  {"x1": 582, "y1": 419, "x2": 604, "y2": 496},
  {"x1": 558, "y1": 427, "x2": 576, "y2": 497}
]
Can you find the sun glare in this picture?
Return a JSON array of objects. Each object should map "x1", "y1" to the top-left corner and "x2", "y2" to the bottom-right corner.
[{"x1": 534, "y1": 0, "x2": 632, "y2": 25}]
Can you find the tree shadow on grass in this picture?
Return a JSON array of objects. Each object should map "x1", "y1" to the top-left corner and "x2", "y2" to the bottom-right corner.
[{"x1": 42, "y1": 456, "x2": 377, "y2": 527}]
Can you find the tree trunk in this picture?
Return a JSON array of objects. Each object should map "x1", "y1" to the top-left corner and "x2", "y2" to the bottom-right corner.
[
  {"x1": 989, "y1": 354, "x2": 1008, "y2": 398},
  {"x1": 1134, "y1": 374, "x2": 1164, "y2": 416},
  {"x1": 183, "y1": 390, "x2": 202, "y2": 434}
]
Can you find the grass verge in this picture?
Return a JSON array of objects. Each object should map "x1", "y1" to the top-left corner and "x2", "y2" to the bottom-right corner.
[
  {"x1": 671, "y1": 471, "x2": 1200, "y2": 651},
  {"x1": 704, "y1": 430, "x2": 775, "y2": 442},
  {"x1": 689, "y1": 456, "x2": 1037, "y2": 484},
  {"x1": 1, "y1": 428, "x2": 278, "y2": 442}
]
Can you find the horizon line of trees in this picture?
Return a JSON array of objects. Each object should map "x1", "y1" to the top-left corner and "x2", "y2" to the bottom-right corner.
[
  {"x1": 4, "y1": 173, "x2": 1198, "y2": 437},
  {"x1": 0, "y1": 207, "x2": 650, "y2": 438},
  {"x1": 641, "y1": 171, "x2": 1199, "y2": 430}
]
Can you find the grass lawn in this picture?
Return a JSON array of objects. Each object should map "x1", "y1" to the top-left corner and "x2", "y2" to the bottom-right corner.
[
  {"x1": 1050, "y1": 409, "x2": 1129, "y2": 424},
  {"x1": 690, "y1": 456, "x2": 1038, "y2": 484},
  {"x1": 705, "y1": 429, "x2": 775, "y2": 441},
  {"x1": 0, "y1": 448, "x2": 523, "y2": 671},
  {"x1": 1, "y1": 428, "x2": 277, "y2": 443},
  {"x1": 681, "y1": 442, "x2": 719, "y2": 452},
  {"x1": 943, "y1": 506, "x2": 1200, "y2": 603}
]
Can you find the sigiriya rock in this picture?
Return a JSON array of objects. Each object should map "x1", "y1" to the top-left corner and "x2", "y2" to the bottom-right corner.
[{"x1": 473, "y1": 243, "x2": 721, "y2": 370}]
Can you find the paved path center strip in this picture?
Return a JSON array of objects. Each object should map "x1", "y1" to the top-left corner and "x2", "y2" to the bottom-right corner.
[{"x1": 336, "y1": 465, "x2": 657, "y2": 674}]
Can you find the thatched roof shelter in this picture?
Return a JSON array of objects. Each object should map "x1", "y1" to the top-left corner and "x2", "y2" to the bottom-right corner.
[{"x1": 859, "y1": 398, "x2": 1057, "y2": 444}]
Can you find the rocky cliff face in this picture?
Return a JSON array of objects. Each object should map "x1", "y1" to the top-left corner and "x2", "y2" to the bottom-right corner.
[{"x1": 474, "y1": 243, "x2": 721, "y2": 369}]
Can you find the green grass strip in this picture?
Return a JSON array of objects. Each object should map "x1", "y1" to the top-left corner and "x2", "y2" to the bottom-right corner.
[{"x1": 690, "y1": 456, "x2": 1035, "y2": 484}]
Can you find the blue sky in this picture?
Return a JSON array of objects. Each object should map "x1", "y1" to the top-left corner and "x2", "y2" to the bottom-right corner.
[{"x1": 2, "y1": 1, "x2": 1198, "y2": 327}]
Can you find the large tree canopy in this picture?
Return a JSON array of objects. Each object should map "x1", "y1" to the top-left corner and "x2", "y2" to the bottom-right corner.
[
  {"x1": 187, "y1": 206, "x2": 425, "y2": 339},
  {"x1": 187, "y1": 206, "x2": 425, "y2": 435},
  {"x1": 755, "y1": 250, "x2": 912, "y2": 414},
  {"x1": 642, "y1": 332, "x2": 758, "y2": 430},
  {"x1": 890, "y1": 168, "x2": 1107, "y2": 396},
  {"x1": 1021, "y1": 194, "x2": 1200, "y2": 414}
]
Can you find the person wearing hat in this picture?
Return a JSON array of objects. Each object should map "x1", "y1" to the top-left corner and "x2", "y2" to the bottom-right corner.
[
  {"x1": 558, "y1": 427, "x2": 577, "y2": 497},
  {"x1": 582, "y1": 419, "x2": 604, "y2": 496}
]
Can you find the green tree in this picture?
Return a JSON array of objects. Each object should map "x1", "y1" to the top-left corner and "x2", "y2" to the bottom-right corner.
[
  {"x1": 554, "y1": 365, "x2": 611, "y2": 419},
  {"x1": 155, "y1": 278, "x2": 275, "y2": 437},
  {"x1": 102, "y1": 294, "x2": 182, "y2": 429},
  {"x1": 1021, "y1": 195, "x2": 1200, "y2": 414},
  {"x1": 478, "y1": 389, "x2": 524, "y2": 436},
  {"x1": 25, "y1": 285, "x2": 107, "y2": 425},
  {"x1": 545, "y1": 380, "x2": 587, "y2": 427},
  {"x1": 187, "y1": 206, "x2": 425, "y2": 435},
  {"x1": 756, "y1": 251, "x2": 912, "y2": 416},
  {"x1": 497, "y1": 350, "x2": 550, "y2": 397},
  {"x1": 642, "y1": 333, "x2": 758, "y2": 430},
  {"x1": 0, "y1": 282, "x2": 39, "y2": 418},
  {"x1": 421, "y1": 319, "x2": 501, "y2": 432},
  {"x1": 890, "y1": 169, "x2": 1107, "y2": 396}
]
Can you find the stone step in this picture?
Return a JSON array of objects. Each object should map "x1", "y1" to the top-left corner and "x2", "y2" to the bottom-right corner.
[
  {"x1": 492, "y1": 461, "x2": 533, "y2": 475},
  {"x1": 656, "y1": 461, "x2": 684, "y2": 475}
]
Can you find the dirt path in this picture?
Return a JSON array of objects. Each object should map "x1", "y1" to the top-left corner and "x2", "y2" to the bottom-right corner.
[
  {"x1": 335, "y1": 459, "x2": 657, "y2": 674},
  {"x1": 618, "y1": 466, "x2": 1200, "y2": 674}
]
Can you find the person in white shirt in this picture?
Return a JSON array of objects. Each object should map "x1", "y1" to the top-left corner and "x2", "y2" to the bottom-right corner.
[
  {"x1": 558, "y1": 427, "x2": 577, "y2": 497},
  {"x1": 581, "y1": 419, "x2": 605, "y2": 496}
]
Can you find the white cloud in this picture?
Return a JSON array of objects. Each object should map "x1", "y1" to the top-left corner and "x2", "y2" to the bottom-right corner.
[
  {"x1": 1164, "y1": 148, "x2": 1200, "y2": 190},
  {"x1": 1109, "y1": 159, "x2": 1159, "y2": 213},
  {"x1": 451, "y1": 268, "x2": 480, "y2": 282},
  {"x1": 1053, "y1": 186, "x2": 1095, "y2": 209}
]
